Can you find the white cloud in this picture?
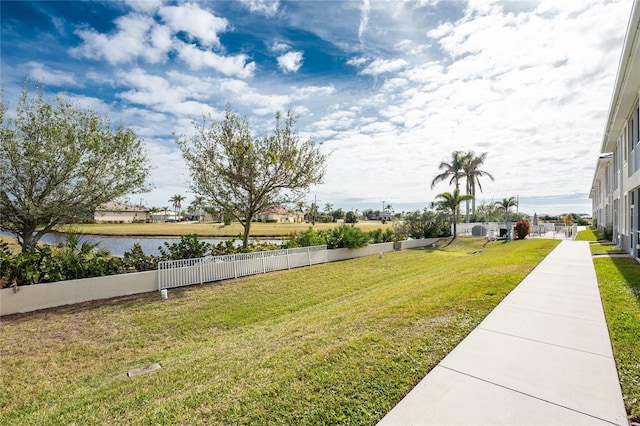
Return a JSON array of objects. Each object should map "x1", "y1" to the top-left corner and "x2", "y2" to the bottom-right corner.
[
  {"x1": 240, "y1": 0, "x2": 280, "y2": 17},
  {"x1": 158, "y1": 3, "x2": 228, "y2": 48},
  {"x1": 358, "y1": 0, "x2": 370, "y2": 44},
  {"x1": 218, "y1": 79, "x2": 292, "y2": 114},
  {"x1": 270, "y1": 41, "x2": 290, "y2": 52},
  {"x1": 360, "y1": 58, "x2": 409, "y2": 75},
  {"x1": 125, "y1": 0, "x2": 162, "y2": 13},
  {"x1": 177, "y1": 43, "x2": 256, "y2": 78},
  {"x1": 347, "y1": 57, "x2": 369, "y2": 67},
  {"x1": 277, "y1": 51, "x2": 304, "y2": 73},
  {"x1": 25, "y1": 62, "x2": 80, "y2": 87},
  {"x1": 70, "y1": 14, "x2": 171, "y2": 65},
  {"x1": 115, "y1": 68, "x2": 216, "y2": 118},
  {"x1": 51, "y1": 17, "x2": 66, "y2": 36},
  {"x1": 292, "y1": 85, "x2": 336, "y2": 99},
  {"x1": 62, "y1": 93, "x2": 111, "y2": 115},
  {"x1": 395, "y1": 39, "x2": 430, "y2": 56}
]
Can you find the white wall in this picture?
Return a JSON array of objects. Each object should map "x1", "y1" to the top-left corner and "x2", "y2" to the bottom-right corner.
[
  {"x1": 1, "y1": 271, "x2": 157, "y2": 316},
  {"x1": 399, "y1": 238, "x2": 439, "y2": 250}
]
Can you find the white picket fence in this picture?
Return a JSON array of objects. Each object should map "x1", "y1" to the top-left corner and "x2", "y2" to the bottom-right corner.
[{"x1": 158, "y1": 245, "x2": 328, "y2": 290}]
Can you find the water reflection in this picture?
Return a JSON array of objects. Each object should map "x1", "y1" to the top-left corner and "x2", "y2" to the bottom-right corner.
[{"x1": 0, "y1": 231, "x2": 282, "y2": 257}]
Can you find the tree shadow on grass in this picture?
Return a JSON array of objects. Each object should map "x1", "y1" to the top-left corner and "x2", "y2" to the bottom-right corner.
[{"x1": 607, "y1": 256, "x2": 640, "y2": 304}]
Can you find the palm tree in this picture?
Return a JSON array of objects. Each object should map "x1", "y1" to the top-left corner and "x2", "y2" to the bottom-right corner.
[
  {"x1": 149, "y1": 206, "x2": 160, "y2": 222},
  {"x1": 189, "y1": 196, "x2": 205, "y2": 222},
  {"x1": 168, "y1": 194, "x2": 185, "y2": 221},
  {"x1": 494, "y1": 197, "x2": 518, "y2": 240},
  {"x1": 431, "y1": 150, "x2": 467, "y2": 190},
  {"x1": 309, "y1": 202, "x2": 319, "y2": 225},
  {"x1": 463, "y1": 151, "x2": 494, "y2": 222},
  {"x1": 324, "y1": 203, "x2": 333, "y2": 214},
  {"x1": 435, "y1": 188, "x2": 473, "y2": 239}
]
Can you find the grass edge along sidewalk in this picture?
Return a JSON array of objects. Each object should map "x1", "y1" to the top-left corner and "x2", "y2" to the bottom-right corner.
[
  {"x1": 577, "y1": 227, "x2": 640, "y2": 422},
  {"x1": 1, "y1": 237, "x2": 558, "y2": 425},
  {"x1": 593, "y1": 256, "x2": 640, "y2": 422}
]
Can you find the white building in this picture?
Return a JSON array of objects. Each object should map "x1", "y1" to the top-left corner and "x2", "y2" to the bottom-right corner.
[{"x1": 590, "y1": 0, "x2": 640, "y2": 259}]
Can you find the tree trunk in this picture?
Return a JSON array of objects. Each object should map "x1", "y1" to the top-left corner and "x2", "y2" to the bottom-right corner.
[
  {"x1": 471, "y1": 183, "x2": 477, "y2": 214},
  {"x1": 20, "y1": 224, "x2": 38, "y2": 253},
  {"x1": 465, "y1": 183, "x2": 471, "y2": 223},
  {"x1": 505, "y1": 215, "x2": 511, "y2": 241},
  {"x1": 242, "y1": 221, "x2": 251, "y2": 248},
  {"x1": 452, "y1": 208, "x2": 457, "y2": 239}
]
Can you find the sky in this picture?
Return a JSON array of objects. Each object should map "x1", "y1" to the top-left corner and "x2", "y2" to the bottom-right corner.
[{"x1": 1, "y1": 0, "x2": 635, "y2": 216}]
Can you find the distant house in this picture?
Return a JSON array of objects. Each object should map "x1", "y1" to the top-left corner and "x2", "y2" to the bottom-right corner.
[
  {"x1": 94, "y1": 201, "x2": 150, "y2": 223},
  {"x1": 257, "y1": 207, "x2": 304, "y2": 223},
  {"x1": 151, "y1": 210, "x2": 180, "y2": 222},
  {"x1": 185, "y1": 210, "x2": 215, "y2": 222},
  {"x1": 378, "y1": 209, "x2": 394, "y2": 221}
]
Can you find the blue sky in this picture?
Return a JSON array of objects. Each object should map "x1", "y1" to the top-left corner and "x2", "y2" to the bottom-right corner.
[{"x1": 1, "y1": 0, "x2": 634, "y2": 215}]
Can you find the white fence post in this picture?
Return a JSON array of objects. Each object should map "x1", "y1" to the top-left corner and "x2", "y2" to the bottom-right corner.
[{"x1": 233, "y1": 255, "x2": 238, "y2": 279}]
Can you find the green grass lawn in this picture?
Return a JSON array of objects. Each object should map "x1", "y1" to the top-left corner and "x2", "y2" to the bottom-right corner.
[
  {"x1": 575, "y1": 228, "x2": 599, "y2": 241},
  {"x1": 590, "y1": 242, "x2": 628, "y2": 255},
  {"x1": 0, "y1": 237, "x2": 559, "y2": 425},
  {"x1": 593, "y1": 256, "x2": 640, "y2": 422},
  {"x1": 575, "y1": 229, "x2": 627, "y2": 255}
]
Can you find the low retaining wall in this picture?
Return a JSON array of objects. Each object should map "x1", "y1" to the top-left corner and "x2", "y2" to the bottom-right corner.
[
  {"x1": 327, "y1": 242, "x2": 396, "y2": 262},
  {"x1": 1, "y1": 271, "x2": 157, "y2": 317},
  {"x1": 398, "y1": 238, "x2": 439, "y2": 250},
  {"x1": 0, "y1": 238, "x2": 441, "y2": 316}
]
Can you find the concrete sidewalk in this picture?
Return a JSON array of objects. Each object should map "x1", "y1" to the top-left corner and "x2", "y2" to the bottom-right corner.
[{"x1": 378, "y1": 240, "x2": 628, "y2": 425}]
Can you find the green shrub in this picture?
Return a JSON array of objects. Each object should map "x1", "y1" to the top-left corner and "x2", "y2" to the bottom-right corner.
[
  {"x1": 0, "y1": 233, "x2": 122, "y2": 287},
  {"x1": 121, "y1": 243, "x2": 159, "y2": 272},
  {"x1": 369, "y1": 228, "x2": 395, "y2": 244},
  {"x1": 345, "y1": 211, "x2": 358, "y2": 223},
  {"x1": 0, "y1": 243, "x2": 63, "y2": 288},
  {"x1": 326, "y1": 224, "x2": 369, "y2": 249},
  {"x1": 55, "y1": 233, "x2": 119, "y2": 280},
  {"x1": 603, "y1": 227, "x2": 614, "y2": 241},
  {"x1": 158, "y1": 234, "x2": 212, "y2": 260},
  {"x1": 397, "y1": 210, "x2": 451, "y2": 239},
  {"x1": 283, "y1": 227, "x2": 328, "y2": 248}
]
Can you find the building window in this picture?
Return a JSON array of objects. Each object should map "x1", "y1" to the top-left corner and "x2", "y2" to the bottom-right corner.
[
  {"x1": 623, "y1": 124, "x2": 628, "y2": 163},
  {"x1": 632, "y1": 102, "x2": 640, "y2": 174},
  {"x1": 624, "y1": 194, "x2": 628, "y2": 234}
]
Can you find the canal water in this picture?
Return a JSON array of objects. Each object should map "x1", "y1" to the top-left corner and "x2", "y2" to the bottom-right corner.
[{"x1": 0, "y1": 231, "x2": 282, "y2": 257}]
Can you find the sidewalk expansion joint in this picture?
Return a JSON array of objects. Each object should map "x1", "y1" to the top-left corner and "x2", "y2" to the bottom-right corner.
[
  {"x1": 500, "y1": 305, "x2": 605, "y2": 323},
  {"x1": 437, "y1": 365, "x2": 621, "y2": 426},
  {"x1": 476, "y1": 327, "x2": 613, "y2": 359},
  {"x1": 514, "y1": 287, "x2": 601, "y2": 301},
  {"x1": 515, "y1": 285, "x2": 602, "y2": 299}
]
